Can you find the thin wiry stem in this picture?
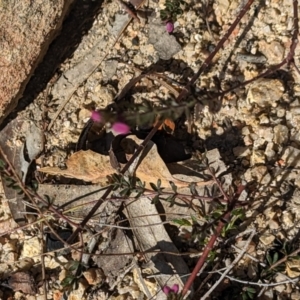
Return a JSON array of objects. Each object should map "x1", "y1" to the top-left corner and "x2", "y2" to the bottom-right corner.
[{"x1": 201, "y1": 229, "x2": 256, "y2": 299}]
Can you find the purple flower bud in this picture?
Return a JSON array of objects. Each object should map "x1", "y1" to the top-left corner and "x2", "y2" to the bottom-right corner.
[
  {"x1": 162, "y1": 286, "x2": 172, "y2": 295},
  {"x1": 162, "y1": 284, "x2": 179, "y2": 295},
  {"x1": 171, "y1": 284, "x2": 179, "y2": 294},
  {"x1": 166, "y1": 21, "x2": 174, "y2": 33},
  {"x1": 112, "y1": 121, "x2": 130, "y2": 134},
  {"x1": 91, "y1": 110, "x2": 102, "y2": 123}
]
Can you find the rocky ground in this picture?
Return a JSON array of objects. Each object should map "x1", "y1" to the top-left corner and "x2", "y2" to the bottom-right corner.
[{"x1": 0, "y1": 0, "x2": 300, "y2": 299}]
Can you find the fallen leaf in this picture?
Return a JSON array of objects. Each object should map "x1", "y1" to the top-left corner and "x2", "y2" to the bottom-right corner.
[{"x1": 8, "y1": 272, "x2": 36, "y2": 295}]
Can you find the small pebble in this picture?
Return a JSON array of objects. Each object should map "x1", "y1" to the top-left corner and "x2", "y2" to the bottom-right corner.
[
  {"x1": 273, "y1": 124, "x2": 289, "y2": 144},
  {"x1": 259, "y1": 233, "x2": 275, "y2": 245}
]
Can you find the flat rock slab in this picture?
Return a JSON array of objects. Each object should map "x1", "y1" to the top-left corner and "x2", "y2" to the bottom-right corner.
[{"x1": 0, "y1": 0, "x2": 74, "y2": 125}]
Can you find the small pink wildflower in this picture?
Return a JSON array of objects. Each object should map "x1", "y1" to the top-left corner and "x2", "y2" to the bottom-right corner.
[
  {"x1": 162, "y1": 284, "x2": 179, "y2": 295},
  {"x1": 91, "y1": 110, "x2": 102, "y2": 123},
  {"x1": 166, "y1": 21, "x2": 174, "y2": 33},
  {"x1": 112, "y1": 121, "x2": 130, "y2": 135}
]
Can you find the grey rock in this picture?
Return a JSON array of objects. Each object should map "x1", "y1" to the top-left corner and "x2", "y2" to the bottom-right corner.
[
  {"x1": 281, "y1": 146, "x2": 300, "y2": 167},
  {"x1": 257, "y1": 126, "x2": 273, "y2": 142},
  {"x1": 102, "y1": 60, "x2": 118, "y2": 81},
  {"x1": 265, "y1": 142, "x2": 276, "y2": 160},
  {"x1": 233, "y1": 146, "x2": 251, "y2": 157},
  {"x1": 148, "y1": 23, "x2": 182, "y2": 60},
  {"x1": 273, "y1": 124, "x2": 289, "y2": 144}
]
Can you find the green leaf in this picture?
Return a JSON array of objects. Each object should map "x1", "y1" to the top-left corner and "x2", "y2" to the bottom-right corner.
[
  {"x1": 289, "y1": 255, "x2": 300, "y2": 260},
  {"x1": 0, "y1": 159, "x2": 5, "y2": 169},
  {"x1": 120, "y1": 188, "x2": 130, "y2": 196},
  {"x1": 246, "y1": 287, "x2": 256, "y2": 294},
  {"x1": 69, "y1": 260, "x2": 81, "y2": 272},
  {"x1": 169, "y1": 181, "x2": 177, "y2": 193},
  {"x1": 266, "y1": 253, "x2": 273, "y2": 266},
  {"x1": 172, "y1": 218, "x2": 192, "y2": 226},
  {"x1": 150, "y1": 182, "x2": 158, "y2": 192},
  {"x1": 61, "y1": 275, "x2": 75, "y2": 287},
  {"x1": 135, "y1": 191, "x2": 143, "y2": 198},
  {"x1": 31, "y1": 180, "x2": 39, "y2": 191},
  {"x1": 136, "y1": 178, "x2": 145, "y2": 188},
  {"x1": 167, "y1": 194, "x2": 176, "y2": 207},
  {"x1": 11, "y1": 184, "x2": 22, "y2": 191},
  {"x1": 273, "y1": 252, "x2": 279, "y2": 263},
  {"x1": 4, "y1": 176, "x2": 14, "y2": 183},
  {"x1": 151, "y1": 195, "x2": 160, "y2": 204},
  {"x1": 189, "y1": 182, "x2": 198, "y2": 196},
  {"x1": 157, "y1": 179, "x2": 161, "y2": 190},
  {"x1": 44, "y1": 194, "x2": 53, "y2": 205}
]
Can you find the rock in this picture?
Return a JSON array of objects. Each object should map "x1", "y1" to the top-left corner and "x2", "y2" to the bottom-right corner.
[
  {"x1": 259, "y1": 233, "x2": 275, "y2": 246},
  {"x1": 246, "y1": 79, "x2": 284, "y2": 107},
  {"x1": 257, "y1": 126, "x2": 273, "y2": 142},
  {"x1": 281, "y1": 211, "x2": 294, "y2": 228},
  {"x1": 244, "y1": 165, "x2": 271, "y2": 185},
  {"x1": 133, "y1": 54, "x2": 143, "y2": 65},
  {"x1": 148, "y1": 22, "x2": 182, "y2": 60},
  {"x1": 286, "y1": 258, "x2": 300, "y2": 278},
  {"x1": 258, "y1": 40, "x2": 285, "y2": 64},
  {"x1": 268, "y1": 219, "x2": 280, "y2": 230},
  {"x1": 259, "y1": 114, "x2": 270, "y2": 124},
  {"x1": 83, "y1": 268, "x2": 105, "y2": 285},
  {"x1": 250, "y1": 150, "x2": 265, "y2": 165},
  {"x1": 281, "y1": 146, "x2": 300, "y2": 167},
  {"x1": 0, "y1": 0, "x2": 74, "y2": 125},
  {"x1": 21, "y1": 237, "x2": 41, "y2": 262},
  {"x1": 292, "y1": 189, "x2": 300, "y2": 205},
  {"x1": 265, "y1": 142, "x2": 276, "y2": 160},
  {"x1": 68, "y1": 278, "x2": 88, "y2": 300},
  {"x1": 273, "y1": 124, "x2": 289, "y2": 144},
  {"x1": 101, "y1": 60, "x2": 118, "y2": 81},
  {"x1": 233, "y1": 146, "x2": 251, "y2": 157}
]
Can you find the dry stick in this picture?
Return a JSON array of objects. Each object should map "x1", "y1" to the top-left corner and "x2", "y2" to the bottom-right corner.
[
  {"x1": 175, "y1": 0, "x2": 255, "y2": 103},
  {"x1": 181, "y1": 185, "x2": 245, "y2": 296},
  {"x1": 218, "y1": 273, "x2": 300, "y2": 287},
  {"x1": 66, "y1": 121, "x2": 163, "y2": 244}
]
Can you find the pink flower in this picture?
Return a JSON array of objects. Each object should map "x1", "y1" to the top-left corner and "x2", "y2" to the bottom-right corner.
[
  {"x1": 162, "y1": 284, "x2": 179, "y2": 295},
  {"x1": 91, "y1": 110, "x2": 102, "y2": 123},
  {"x1": 112, "y1": 121, "x2": 130, "y2": 134},
  {"x1": 166, "y1": 22, "x2": 174, "y2": 33}
]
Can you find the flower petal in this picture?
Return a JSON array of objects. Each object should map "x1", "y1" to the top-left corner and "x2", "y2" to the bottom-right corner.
[
  {"x1": 91, "y1": 111, "x2": 102, "y2": 123},
  {"x1": 171, "y1": 284, "x2": 179, "y2": 293},
  {"x1": 112, "y1": 122, "x2": 130, "y2": 134},
  {"x1": 162, "y1": 286, "x2": 171, "y2": 295}
]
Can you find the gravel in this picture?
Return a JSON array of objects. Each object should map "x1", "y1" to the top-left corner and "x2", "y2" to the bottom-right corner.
[{"x1": 0, "y1": 0, "x2": 300, "y2": 298}]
